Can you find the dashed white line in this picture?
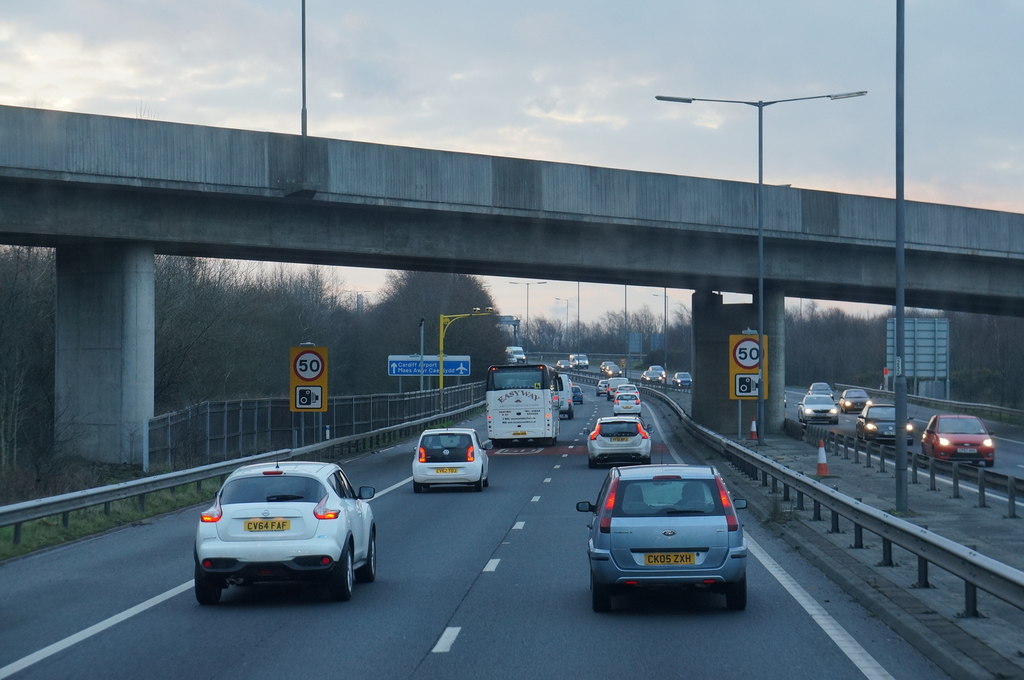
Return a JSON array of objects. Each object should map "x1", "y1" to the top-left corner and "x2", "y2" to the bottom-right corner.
[
  {"x1": 513, "y1": 521, "x2": 525, "y2": 530},
  {"x1": 543, "y1": 477, "x2": 552, "y2": 483},
  {"x1": 483, "y1": 559, "x2": 500, "y2": 572},
  {"x1": 553, "y1": 465, "x2": 562, "y2": 469},
  {"x1": 432, "y1": 627, "x2": 462, "y2": 653},
  {"x1": 531, "y1": 495, "x2": 541, "y2": 502}
]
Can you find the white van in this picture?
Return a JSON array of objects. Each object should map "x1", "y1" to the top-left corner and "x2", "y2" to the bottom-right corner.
[
  {"x1": 569, "y1": 354, "x2": 590, "y2": 369},
  {"x1": 554, "y1": 373, "x2": 575, "y2": 419},
  {"x1": 504, "y1": 346, "x2": 526, "y2": 364}
]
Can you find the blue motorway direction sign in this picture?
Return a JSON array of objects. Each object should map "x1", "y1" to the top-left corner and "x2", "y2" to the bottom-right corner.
[{"x1": 387, "y1": 354, "x2": 471, "y2": 377}]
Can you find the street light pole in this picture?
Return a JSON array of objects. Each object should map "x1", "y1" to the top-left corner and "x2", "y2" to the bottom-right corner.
[
  {"x1": 300, "y1": 0, "x2": 307, "y2": 137},
  {"x1": 508, "y1": 281, "x2": 547, "y2": 349},
  {"x1": 656, "y1": 90, "x2": 866, "y2": 444},
  {"x1": 653, "y1": 291, "x2": 667, "y2": 368},
  {"x1": 555, "y1": 297, "x2": 571, "y2": 350},
  {"x1": 438, "y1": 307, "x2": 494, "y2": 408}
]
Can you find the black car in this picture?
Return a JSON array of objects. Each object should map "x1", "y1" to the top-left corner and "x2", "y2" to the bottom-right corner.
[
  {"x1": 855, "y1": 403, "x2": 913, "y2": 443},
  {"x1": 838, "y1": 388, "x2": 871, "y2": 414},
  {"x1": 671, "y1": 372, "x2": 692, "y2": 390},
  {"x1": 571, "y1": 385, "x2": 584, "y2": 404}
]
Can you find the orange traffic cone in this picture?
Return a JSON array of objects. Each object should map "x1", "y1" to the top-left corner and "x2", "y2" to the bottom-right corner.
[
  {"x1": 749, "y1": 418, "x2": 758, "y2": 440},
  {"x1": 816, "y1": 439, "x2": 830, "y2": 476}
]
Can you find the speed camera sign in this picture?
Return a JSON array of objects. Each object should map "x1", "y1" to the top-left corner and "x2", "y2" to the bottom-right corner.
[
  {"x1": 729, "y1": 334, "x2": 768, "y2": 400},
  {"x1": 290, "y1": 346, "x2": 328, "y2": 412}
]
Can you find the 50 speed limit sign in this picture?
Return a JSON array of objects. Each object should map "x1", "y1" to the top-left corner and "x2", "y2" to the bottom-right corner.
[
  {"x1": 290, "y1": 346, "x2": 329, "y2": 412},
  {"x1": 293, "y1": 350, "x2": 326, "y2": 381},
  {"x1": 732, "y1": 337, "x2": 761, "y2": 369},
  {"x1": 729, "y1": 334, "x2": 768, "y2": 400}
]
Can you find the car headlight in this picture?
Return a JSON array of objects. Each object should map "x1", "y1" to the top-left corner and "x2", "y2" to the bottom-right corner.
[
  {"x1": 982, "y1": 438, "x2": 993, "y2": 447},
  {"x1": 865, "y1": 423, "x2": 878, "y2": 431},
  {"x1": 905, "y1": 422, "x2": 914, "y2": 432},
  {"x1": 829, "y1": 408, "x2": 838, "y2": 414},
  {"x1": 803, "y1": 408, "x2": 813, "y2": 415}
]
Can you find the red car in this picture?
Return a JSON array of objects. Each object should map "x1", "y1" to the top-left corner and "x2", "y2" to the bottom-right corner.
[{"x1": 920, "y1": 414, "x2": 995, "y2": 467}]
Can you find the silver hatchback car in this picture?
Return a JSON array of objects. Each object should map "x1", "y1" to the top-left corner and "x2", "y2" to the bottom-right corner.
[
  {"x1": 587, "y1": 416, "x2": 651, "y2": 468},
  {"x1": 576, "y1": 464, "x2": 748, "y2": 612}
]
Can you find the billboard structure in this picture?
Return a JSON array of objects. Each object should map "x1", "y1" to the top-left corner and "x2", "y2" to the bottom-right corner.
[{"x1": 886, "y1": 318, "x2": 949, "y2": 398}]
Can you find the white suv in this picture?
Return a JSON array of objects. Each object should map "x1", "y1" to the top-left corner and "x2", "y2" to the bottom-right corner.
[{"x1": 194, "y1": 461, "x2": 376, "y2": 604}]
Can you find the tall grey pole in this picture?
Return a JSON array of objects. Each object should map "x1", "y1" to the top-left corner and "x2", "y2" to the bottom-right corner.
[
  {"x1": 663, "y1": 287, "x2": 668, "y2": 369},
  {"x1": 300, "y1": 0, "x2": 308, "y2": 137},
  {"x1": 756, "y1": 103, "x2": 765, "y2": 444},
  {"x1": 894, "y1": 0, "x2": 909, "y2": 512},
  {"x1": 623, "y1": 286, "x2": 629, "y2": 379},
  {"x1": 419, "y1": 317, "x2": 425, "y2": 391}
]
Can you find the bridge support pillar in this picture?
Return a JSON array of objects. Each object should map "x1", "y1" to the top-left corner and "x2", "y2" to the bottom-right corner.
[
  {"x1": 55, "y1": 244, "x2": 155, "y2": 464},
  {"x1": 691, "y1": 287, "x2": 785, "y2": 436}
]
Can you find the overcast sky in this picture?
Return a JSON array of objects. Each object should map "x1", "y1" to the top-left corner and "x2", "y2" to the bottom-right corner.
[{"x1": 2, "y1": 1, "x2": 1021, "y2": 326}]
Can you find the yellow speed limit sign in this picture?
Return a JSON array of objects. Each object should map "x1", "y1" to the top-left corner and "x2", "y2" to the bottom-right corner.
[
  {"x1": 290, "y1": 346, "x2": 328, "y2": 412},
  {"x1": 729, "y1": 334, "x2": 767, "y2": 400}
]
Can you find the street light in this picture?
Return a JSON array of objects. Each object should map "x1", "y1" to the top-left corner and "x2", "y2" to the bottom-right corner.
[
  {"x1": 508, "y1": 281, "x2": 547, "y2": 347},
  {"x1": 554, "y1": 297, "x2": 571, "y2": 349},
  {"x1": 438, "y1": 307, "x2": 494, "y2": 408},
  {"x1": 656, "y1": 90, "x2": 866, "y2": 444},
  {"x1": 300, "y1": 0, "x2": 307, "y2": 136},
  {"x1": 653, "y1": 290, "x2": 667, "y2": 368}
]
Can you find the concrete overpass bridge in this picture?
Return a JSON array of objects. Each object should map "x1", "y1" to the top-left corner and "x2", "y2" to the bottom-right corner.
[{"x1": 1, "y1": 105, "x2": 1022, "y2": 462}]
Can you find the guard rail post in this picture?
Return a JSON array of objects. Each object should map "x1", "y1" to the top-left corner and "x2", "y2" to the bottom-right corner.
[
  {"x1": 915, "y1": 556, "x2": 931, "y2": 589},
  {"x1": 1008, "y1": 482, "x2": 1017, "y2": 519},
  {"x1": 952, "y1": 463, "x2": 961, "y2": 499},
  {"x1": 963, "y1": 582, "x2": 979, "y2": 618},
  {"x1": 880, "y1": 538, "x2": 894, "y2": 567},
  {"x1": 929, "y1": 459, "x2": 937, "y2": 491},
  {"x1": 978, "y1": 468, "x2": 988, "y2": 508},
  {"x1": 878, "y1": 444, "x2": 886, "y2": 473},
  {"x1": 853, "y1": 522, "x2": 864, "y2": 549}
]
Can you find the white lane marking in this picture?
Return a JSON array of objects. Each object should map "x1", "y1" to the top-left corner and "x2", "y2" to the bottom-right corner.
[
  {"x1": 483, "y1": 559, "x2": 500, "y2": 572},
  {"x1": 543, "y1": 477, "x2": 552, "y2": 483},
  {"x1": 431, "y1": 627, "x2": 462, "y2": 653},
  {"x1": 513, "y1": 521, "x2": 525, "y2": 530},
  {"x1": 371, "y1": 476, "x2": 413, "y2": 500},
  {"x1": 553, "y1": 465, "x2": 561, "y2": 469},
  {"x1": 561, "y1": 454, "x2": 568, "y2": 458},
  {"x1": 531, "y1": 496, "x2": 541, "y2": 502},
  {"x1": 746, "y1": 535, "x2": 894, "y2": 680},
  {"x1": 0, "y1": 581, "x2": 193, "y2": 680}
]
